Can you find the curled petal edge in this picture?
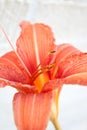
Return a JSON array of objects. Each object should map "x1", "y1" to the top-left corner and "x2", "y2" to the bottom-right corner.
[
  {"x1": 0, "y1": 78, "x2": 63, "y2": 93},
  {"x1": 63, "y1": 72, "x2": 87, "y2": 86},
  {"x1": 0, "y1": 78, "x2": 37, "y2": 93}
]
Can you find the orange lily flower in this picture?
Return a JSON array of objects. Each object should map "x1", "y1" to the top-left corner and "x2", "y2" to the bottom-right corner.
[{"x1": 0, "y1": 21, "x2": 87, "y2": 130}]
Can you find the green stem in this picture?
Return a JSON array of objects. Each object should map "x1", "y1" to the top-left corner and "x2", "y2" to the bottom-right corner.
[
  {"x1": 51, "y1": 118, "x2": 61, "y2": 130},
  {"x1": 50, "y1": 87, "x2": 63, "y2": 130}
]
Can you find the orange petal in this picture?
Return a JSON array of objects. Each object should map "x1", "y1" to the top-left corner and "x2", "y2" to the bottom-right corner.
[
  {"x1": 0, "y1": 78, "x2": 37, "y2": 93},
  {"x1": 58, "y1": 53, "x2": 87, "y2": 86},
  {"x1": 13, "y1": 91, "x2": 53, "y2": 130},
  {"x1": 63, "y1": 72, "x2": 87, "y2": 86},
  {"x1": 56, "y1": 44, "x2": 80, "y2": 60},
  {"x1": 0, "y1": 51, "x2": 30, "y2": 84},
  {"x1": 51, "y1": 44, "x2": 80, "y2": 78},
  {"x1": 16, "y1": 21, "x2": 55, "y2": 73},
  {"x1": 42, "y1": 79, "x2": 63, "y2": 92}
]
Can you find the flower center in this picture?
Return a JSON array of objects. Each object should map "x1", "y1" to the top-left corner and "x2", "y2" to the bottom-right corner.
[
  {"x1": 34, "y1": 72, "x2": 49, "y2": 92},
  {"x1": 31, "y1": 63, "x2": 55, "y2": 92}
]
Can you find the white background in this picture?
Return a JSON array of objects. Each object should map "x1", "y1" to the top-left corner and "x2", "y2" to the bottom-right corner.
[{"x1": 0, "y1": 0, "x2": 87, "y2": 130}]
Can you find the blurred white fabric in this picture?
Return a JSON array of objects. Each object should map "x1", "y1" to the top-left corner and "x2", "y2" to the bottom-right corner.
[{"x1": 0, "y1": 0, "x2": 87, "y2": 130}]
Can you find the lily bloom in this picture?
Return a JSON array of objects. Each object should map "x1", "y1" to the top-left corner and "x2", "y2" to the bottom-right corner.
[{"x1": 0, "y1": 21, "x2": 87, "y2": 130}]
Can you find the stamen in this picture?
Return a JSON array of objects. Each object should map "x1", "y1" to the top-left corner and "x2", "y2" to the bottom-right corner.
[
  {"x1": 30, "y1": 66, "x2": 45, "y2": 84},
  {"x1": 49, "y1": 50, "x2": 56, "y2": 54},
  {"x1": 30, "y1": 63, "x2": 55, "y2": 84},
  {"x1": 46, "y1": 63, "x2": 55, "y2": 70}
]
